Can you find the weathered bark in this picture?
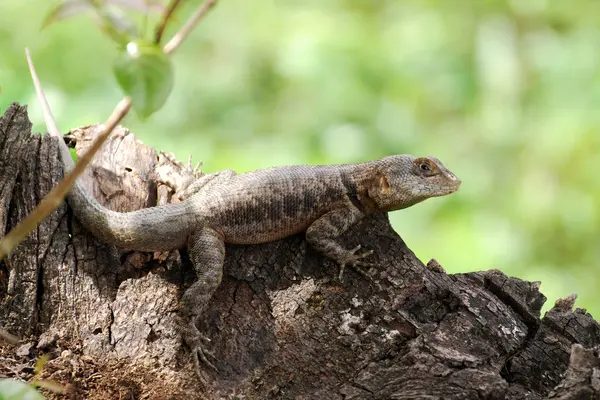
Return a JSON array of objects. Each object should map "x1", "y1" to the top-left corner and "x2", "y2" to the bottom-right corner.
[{"x1": 1, "y1": 102, "x2": 599, "y2": 399}]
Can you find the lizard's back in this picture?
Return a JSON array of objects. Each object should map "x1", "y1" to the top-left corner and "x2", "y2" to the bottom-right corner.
[{"x1": 195, "y1": 164, "x2": 357, "y2": 244}]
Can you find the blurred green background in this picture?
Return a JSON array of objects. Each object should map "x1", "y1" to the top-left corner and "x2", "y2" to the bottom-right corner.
[{"x1": 1, "y1": 1, "x2": 599, "y2": 316}]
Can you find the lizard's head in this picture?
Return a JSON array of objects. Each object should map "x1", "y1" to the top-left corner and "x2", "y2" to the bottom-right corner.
[{"x1": 367, "y1": 155, "x2": 461, "y2": 211}]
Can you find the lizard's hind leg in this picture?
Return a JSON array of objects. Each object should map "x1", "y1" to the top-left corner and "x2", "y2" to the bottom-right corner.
[
  {"x1": 180, "y1": 227, "x2": 226, "y2": 372},
  {"x1": 178, "y1": 169, "x2": 237, "y2": 201}
]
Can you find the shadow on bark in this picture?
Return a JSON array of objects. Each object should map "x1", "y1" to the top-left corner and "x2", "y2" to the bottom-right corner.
[{"x1": 1, "y1": 103, "x2": 598, "y2": 399}]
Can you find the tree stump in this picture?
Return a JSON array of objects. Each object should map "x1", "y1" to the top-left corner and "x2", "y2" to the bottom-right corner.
[{"x1": 1, "y1": 103, "x2": 599, "y2": 399}]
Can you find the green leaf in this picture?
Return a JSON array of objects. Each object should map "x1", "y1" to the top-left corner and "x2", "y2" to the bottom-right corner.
[
  {"x1": 34, "y1": 354, "x2": 50, "y2": 376},
  {"x1": 0, "y1": 379, "x2": 45, "y2": 400},
  {"x1": 113, "y1": 41, "x2": 174, "y2": 118},
  {"x1": 31, "y1": 379, "x2": 66, "y2": 395},
  {"x1": 42, "y1": 0, "x2": 95, "y2": 28}
]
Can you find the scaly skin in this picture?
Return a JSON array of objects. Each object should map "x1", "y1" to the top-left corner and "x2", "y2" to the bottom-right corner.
[{"x1": 50, "y1": 128, "x2": 461, "y2": 371}]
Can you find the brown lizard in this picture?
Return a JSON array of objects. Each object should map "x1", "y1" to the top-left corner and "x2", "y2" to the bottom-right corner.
[
  {"x1": 30, "y1": 61, "x2": 461, "y2": 372},
  {"x1": 55, "y1": 137, "x2": 461, "y2": 370}
]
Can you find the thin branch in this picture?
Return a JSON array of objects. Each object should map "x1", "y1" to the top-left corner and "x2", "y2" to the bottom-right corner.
[
  {"x1": 27, "y1": 50, "x2": 61, "y2": 139},
  {"x1": 0, "y1": 52, "x2": 131, "y2": 261},
  {"x1": 163, "y1": 0, "x2": 217, "y2": 55},
  {"x1": 154, "y1": 0, "x2": 183, "y2": 45}
]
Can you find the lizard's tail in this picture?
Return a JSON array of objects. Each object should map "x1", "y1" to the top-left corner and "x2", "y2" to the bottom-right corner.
[
  {"x1": 27, "y1": 48, "x2": 192, "y2": 251},
  {"x1": 51, "y1": 119, "x2": 192, "y2": 251},
  {"x1": 54, "y1": 132, "x2": 192, "y2": 251},
  {"x1": 67, "y1": 179, "x2": 193, "y2": 251}
]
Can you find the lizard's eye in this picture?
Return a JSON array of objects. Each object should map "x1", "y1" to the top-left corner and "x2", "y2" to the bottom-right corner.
[{"x1": 420, "y1": 163, "x2": 431, "y2": 172}]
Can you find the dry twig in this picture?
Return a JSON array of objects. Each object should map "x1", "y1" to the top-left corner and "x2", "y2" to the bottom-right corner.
[{"x1": 154, "y1": 0, "x2": 184, "y2": 45}]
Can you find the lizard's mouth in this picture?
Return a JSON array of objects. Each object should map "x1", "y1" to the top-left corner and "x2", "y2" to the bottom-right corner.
[
  {"x1": 448, "y1": 184, "x2": 461, "y2": 194},
  {"x1": 436, "y1": 180, "x2": 461, "y2": 196},
  {"x1": 449, "y1": 180, "x2": 462, "y2": 192}
]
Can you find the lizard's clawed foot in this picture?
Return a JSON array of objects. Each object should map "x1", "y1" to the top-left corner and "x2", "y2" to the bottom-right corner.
[
  {"x1": 192, "y1": 339, "x2": 218, "y2": 373},
  {"x1": 183, "y1": 323, "x2": 218, "y2": 373},
  {"x1": 338, "y1": 245, "x2": 376, "y2": 281}
]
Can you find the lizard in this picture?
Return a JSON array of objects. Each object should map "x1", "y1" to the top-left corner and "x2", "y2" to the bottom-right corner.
[
  {"x1": 28, "y1": 53, "x2": 461, "y2": 373},
  {"x1": 56, "y1": 139, "x2": 461, "y2": 370}
]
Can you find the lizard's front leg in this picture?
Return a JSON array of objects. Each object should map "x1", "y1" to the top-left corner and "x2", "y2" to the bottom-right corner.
[
  {"x1": 180, "y1": 227, "x2": 225, "y2": 372},
  {"x1": 306, "y1": 206, "x2": 375, "y2": 280}
]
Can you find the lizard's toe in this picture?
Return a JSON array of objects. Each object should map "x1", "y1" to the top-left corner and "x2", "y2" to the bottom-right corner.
[
  {"x1": 195, "y1": 345, "x2": 218, "y2": 372},
  {"x1": 355, "y1": 260, "x2": 376, "y2": 268},
  {"x1": 337, "y1": 263, "x2": 347, "y2": 280},
  {"x1": 348, "y1": 263, "x2": 375, "y2": 282},
  {"x1": 349, "y1": 244, "x2": 363, "y2": 253},
  {"x1": 337, "y1": 261, "x2": 376, "y2": 281},
  {"x1": 182, "y1": 320, "x2": 218, "y2": 373},
  {"x1": 337, "y1": 246, "x2": 376, "y2": 280},
  {"x1": 355, "y1": 249, "x2": 374, "y2": 260}
]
